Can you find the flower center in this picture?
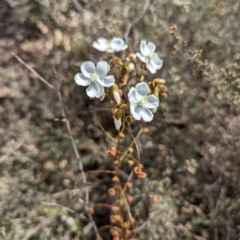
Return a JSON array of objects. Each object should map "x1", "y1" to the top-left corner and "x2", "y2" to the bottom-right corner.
[
  {"x1": 138, "y1": 96, "x2": 147, "y2": 107},
  {"x1": 148, "y1": 53, "x2": 156, "y2": 60},
  {"x1": 91, "y1": 71, "x2": 99, "y2": 82},
  {"x1": 108, "y1": 40, "x2": 113, "y2": 49}
]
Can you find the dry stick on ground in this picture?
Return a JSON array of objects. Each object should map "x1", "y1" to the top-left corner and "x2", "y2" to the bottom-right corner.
[
  {"x1": 12, "y1": 53, "x2": 99, "y2": 238},
  {"x1": 124, "y1": 0, "x2": 150, "y2": 41}
]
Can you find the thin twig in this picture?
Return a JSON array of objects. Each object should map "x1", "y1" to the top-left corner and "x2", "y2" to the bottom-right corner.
[
  {"x1": 12, "y1": 53, "x2": 100, "y2": 238},
  {"x1": 124, "y1": 0, "x2": 151, "y2": 40}
]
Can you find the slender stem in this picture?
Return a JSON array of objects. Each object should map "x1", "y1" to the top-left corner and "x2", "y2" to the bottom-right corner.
[
  {"x1": 13, "y1": 53, "x2": 100, "y2": 238},
  {"x1": 119, "y1": 128, "x2": 143, "y2": 162}
]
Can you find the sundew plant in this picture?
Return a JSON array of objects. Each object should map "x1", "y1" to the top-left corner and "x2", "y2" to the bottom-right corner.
[
  {"x1": 13, "y1": 36, "x2": 168, "y2": 240},
  {"x1": 73, "y1": 37, "x2": 168, "y2": 239}
]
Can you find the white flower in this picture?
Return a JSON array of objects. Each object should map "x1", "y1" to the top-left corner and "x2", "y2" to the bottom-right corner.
[
  {"x1": 92, "y1": 37, "x2": 128, "y2": 53},
  {"x1": 74, "y1": 61, "x2": 115, "y2": 98},
  {"x1": 136, "y1": 40, "x2": 163, "y2": 74},
  {"x1": 128, "y1": 82, "x2": 159, "y2": 122}
]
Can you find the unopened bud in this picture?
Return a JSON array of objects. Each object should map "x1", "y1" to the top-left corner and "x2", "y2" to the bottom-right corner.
[
  {"x1": 112, "y1": 57, "x2": 123, "y2": 65},
  {"x1": 127, "y1": 147, "x2": 134, "y2": 153},
  {"x1": 113, "y1": 109, "x2": 122, "y2": 130},
  {"x1": 112, "y1": 176, "x2": 120, "y2": 183},
  {"x1": 127, "y1": 53, "x2": 136, "y2": 61},
  {"x1": 160, "y1": 92, "x2": 168, "y2": 100},
  {"x1": 159, "y1": 85, "x2": 168, "y2": 93},
  {"x1": 153, "y1": 78, "x2": 166, "y2": 86},
  {"x1": 123, "y1": 62, "x2": 135, "y2": 71},
  {"x1": 118, "y1": 132, "x2": 125, "y2": 139},
  {"x1": 120, "y1": 74, "x2": 128, "y2": 84},
  {"x1": 108, "y1": 188, "x2": 116, "y2": 196},
  {"x1": 153, "y1": 87, "x2": 159, "y2": 97},
  {"x1": 142, "y1": 127, "x2": 149, "y2": 133}
]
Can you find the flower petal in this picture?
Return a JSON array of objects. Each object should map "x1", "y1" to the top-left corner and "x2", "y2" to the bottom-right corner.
[
  {"x1": 135, "y1": 82, "x2": 150, "y2": 96},
  {"x1": 140, "y1": 40, "x2": 149, "y2": 56},
  {"x1": 130, "y1": 104, "x2": 141, "y2": 121},
  {"x1": 74, "y1": 73, "x2": 91, "y2": 86},
  {"x1": 128, "y1": 87, "x2": 137, "y2": 103},
  {"x1": 136, "y1": 52, "x2": 148, "y2": 63},
  {"x1": 146, "y1": 41, "x2": 156, "y2": 55},
  {"x1": 96, "y1": 84, "x2": 104, "y2": 98},
  {"x1": 146, "y1": 61, "x2": 157, "y2": 74},
  {"x1": 99, "y1": 75, "x2": 115, "y2": 87},
  {"x1": 113, "y1": 116, "x2": 122, "y2": 130},
  {"x1": 111, "y1": 37, "x2": 128, "y2": 51},
  {"x1": 92, "y1": 37, "x2": 108, "y2": 52},
  {"x1": 151, "y1": 54, "x2": 163, "y2": 70},
  {"x1": 96, "y1": 61, "x2": 110, "y2": 78},
  {"x1": 139, "y1": 107, "x2": 154, "y2": 122},
  {"x1": 86, "y1": 82, "x2": 99, "y2": 98},
  {"x1": 144, "y1": 94, "x2": 159, "y2": 108},
  {"x1": 81, "y1": 61, "x2": 96, "y2": 78}
]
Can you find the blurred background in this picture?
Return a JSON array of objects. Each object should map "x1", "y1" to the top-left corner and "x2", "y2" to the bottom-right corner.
[{"x1": 1, "y1": 0, "x2": 240, "y2": 239}]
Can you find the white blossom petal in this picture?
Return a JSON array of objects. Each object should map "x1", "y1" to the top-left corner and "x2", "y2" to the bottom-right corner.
[
  {"x1": 139, "y1": 108, "x2": 154, "y2": 122},
  {"x1": 99, "y1": 75, "x2": 115, "y2": 87},
  {"x1": 113, "y1": 90, "x2": 121, "y2": 104},
  {"x1": 140, "y1": 40, "x2": 149, "y2": 56},
  {"x1": 151, "y1": 55, "x2": 163, "y2": 70},
  {"x1": 111, "y1": 37, "x2": 128, "y2": 51},
  {"x1": 146, "y1": 61, "x2": 157, "y2": 74},
  {"x1": 128, "y1": 87, "x2": 137, "y2": 103},
  {"x1": 146, "y1": 41, "x2": 156, "y2": 55},
  {"x1": 81, "y1": 61, "x2": 96, "y2": 77},
  {"x1": 96, "y1": 84, "x2": 104, "y2": 98},
  {"x1": 113, "y1": 116, "x2": 121, "y2": 130},
  {"x1": 96, "y1": 61, "x2": 110, "y2": 78},
  {"x1": 135, "y1": 82, "x2": 150, "y2": 96},
  {"x1": 136, "y1": 52, "x2": 148, "y2": 63},
  {"x1": 130, "y1": 104, "x2": 141, "y2": 120},
  {"x1": 144, "y1": 94, "x2": 159, "y2": 108},
  {"x1": 74, "y1": 73, "x2": 91, "y2": 86},
  {"x1": 86, "y1": 83, "x2": 99, "y2": 98},
  {"x1": 92, "y1": 38, "x2": 109, "y2": 52}
]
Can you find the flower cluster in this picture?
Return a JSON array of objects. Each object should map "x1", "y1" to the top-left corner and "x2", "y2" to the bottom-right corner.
[{"x1": 74, "y1": 37, "x2": 166, "y2": 129}]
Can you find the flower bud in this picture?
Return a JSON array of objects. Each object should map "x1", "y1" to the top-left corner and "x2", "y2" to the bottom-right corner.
[
  {"x1": 123, "y1": 62, "x2": 135, "y2": 71},
  {"x1": 120, "y1": 74, "x2": 128, "y2": 84},
  {"x1": 112, "y1": 176, "x2": 120, "y2": 183},
  {"x1": 159, "y1": 85, "x2": 168, "y2": 93},
  {"x1": 153, "y1": 78, "x2": 166, "y2": 86},
  {"x1": 112, "y1": 57, "x2": 123, "y2": 65},
  {"x1": 118, "y1": 132, "x2": 125, "y2": 139},
  {"x1": 108, "y1": 188, "x2": 116, "y2": 196},
  {"x1": 127, "y1": 147, "x2": 134, "y2": 154},
  {"x1": 142, "y1": 127, "x2": 149, "y2": 133},
  {"x1": 153, "y1": 87, "x2": 159, "y2": 97},
  {"x1": 113, "y1": 109, "x2": 122, "y2": 130},
  {"x1": 111, "y1": 84, "x2": 121, "y2": 104},
  {"x1": 127, "y1": 53, "x2": 136, "y2": 61},
  {"x1": 160, "y1": 92, "x2": 168, "y2": 100}
]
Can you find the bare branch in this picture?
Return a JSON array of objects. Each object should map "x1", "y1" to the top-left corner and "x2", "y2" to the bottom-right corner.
[
  {"x1": 13, "y1": 53, "x2": 100, "y2": 238},
  {"x1": 124, "y1": 0, "x2": 151, "y2": 40}
]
